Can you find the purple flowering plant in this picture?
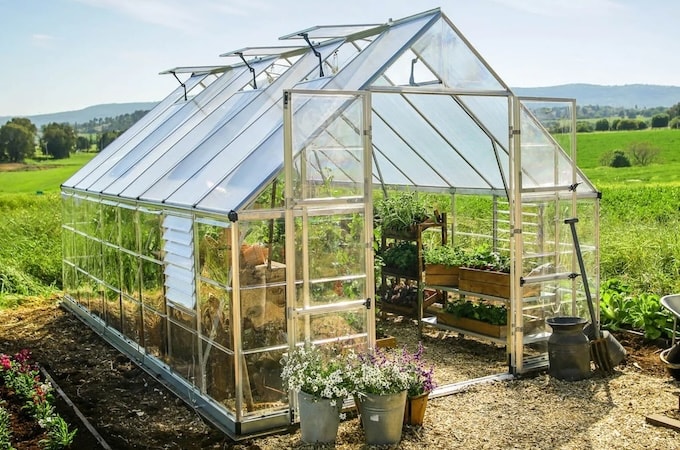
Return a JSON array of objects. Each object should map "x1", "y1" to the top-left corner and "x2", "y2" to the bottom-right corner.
[{"x1": 349, "y1": 342, "x2": 435, "y2": 398}]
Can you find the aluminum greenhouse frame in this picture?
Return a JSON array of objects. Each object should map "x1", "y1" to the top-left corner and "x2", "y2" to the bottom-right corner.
[{"x1": 60, "y1": 8, "x2": 600, "y2": 438}]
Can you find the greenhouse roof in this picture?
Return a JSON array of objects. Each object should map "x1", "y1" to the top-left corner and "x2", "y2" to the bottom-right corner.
[{"x1": 63, "y1": 8, "x2": 596, "y2": 214}]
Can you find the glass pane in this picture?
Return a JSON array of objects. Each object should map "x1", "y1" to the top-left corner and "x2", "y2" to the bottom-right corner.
[
  {"x1": 141, "y1": 259, "x2": 164, "y2": 312},
  {"x1": 290, "y1": 94, "x2": 364, "y2": 200},
  {"x1": 102, "y1": 243, "x2": 119, "y2": 289},
  {"x1": 90, "y1": 281, "x2": 105, "y2": 320},
  {"x1": 200, "y1": 341, "x2": 235, "y2": 412},
  {"x1": 168, "y1": 321, "x2": 200, "y2": 384},
  {"x1": 372, "y1": 93, "x2": 492, "y2": 189},
  {"x1": 139, "y1": 209, "x2": 162, "y2": 260},
  {"x1": 104, "y1": 286, "x2": 122, "y2": 332},
  {"x1": 411, "y1": 17, "x2": 505, "y2": 90},
  {"x1": 241, "y1": 350, "x2": 287, "y2": 417},
  {"x1": 121, "y1": 251, "x2": 140, "y2": 299},
  {"x1": 101, "y1": 202, "x2": 118, "y2": 245},
  {"x1": 64, "y1": 74, "x2": 207, "y2": 188},
  {"x1": 197, "y1": 222, "x2": 232, "y2": 286},
  {"x1": 122, "y1": 295, "x2": 143, "y2": 345},
  {"x1": 199, "y1": 282, "x2": 232, "y2": 351},
  {"x1": 119, "y1": 206, "x2": 138, "y2": 252},
  {"x1": 143, "y1": 307, "x2": 168, "y2": 360},
  {"x1": 86, "y1": 237, "x2": 102, "y2": 281},
  {"x1": 294, "y1": 310, "x2": 367, "y2": 346}
]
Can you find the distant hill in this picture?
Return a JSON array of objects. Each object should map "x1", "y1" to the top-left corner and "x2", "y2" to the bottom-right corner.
[
  {"x1": 2, "y1": 84, "x2": 679, "y2": 128},
  {"x1": 0, "y1": 102, "x2": 158, "y2": 128},
  {"x1": 512, "y1": 84, "x2": 680, "y2": 108}
]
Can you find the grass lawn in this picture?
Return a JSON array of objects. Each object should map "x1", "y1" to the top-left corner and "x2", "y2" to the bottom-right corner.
[{"x1": 0, "y1": 152, "x2": 96, "y2": 194}]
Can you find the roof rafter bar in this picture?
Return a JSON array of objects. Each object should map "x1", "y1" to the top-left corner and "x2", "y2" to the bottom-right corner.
[
  {"x1": 299, "y1": 33, "x2": 324, "y2": 77},
  {"x1": 235, "y1": 52, "x2": 257, "y2": 89}
]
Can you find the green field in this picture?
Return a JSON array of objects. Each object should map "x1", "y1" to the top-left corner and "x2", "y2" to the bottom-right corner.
[
  {"x1": 577, "y1": 128, "x2": 680, "y2": 185},
  {"x1": 0, "y1": 152, "x2": 96, "y2": 194},
  {"x1": 1, "y1": 133, "x2": 679, "y2": 337}
]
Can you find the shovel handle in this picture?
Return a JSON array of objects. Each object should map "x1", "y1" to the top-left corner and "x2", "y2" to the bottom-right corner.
[{"x1": 565, "y1": 218, "x2": 601, "y2": 340}]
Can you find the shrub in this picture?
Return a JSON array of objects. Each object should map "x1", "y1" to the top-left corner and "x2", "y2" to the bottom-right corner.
[
  {"x1": 670, "y1": 117, "x2": 680, "y2": 129},
  {"x1": 626, "y1": 142, "x2": 660, "y2": 166},
  {"x1": 616, "y1": 119, "x2": 639, "y2": 130},
  {"x1": 601, "y1": 150, "x2": 631, "y2": 167},
  {"x1": 651, "y1": 113, "x2": 670, "y2": 128},
  {"x1": 637, "y1": 120, "x2": 648, "y2": 130},
  {"x1": 594, "y1": 118, "x2": 610, "y2": 131},
  {"x1": 576, "y1": 121, "x2": 594, "y2": 133}
]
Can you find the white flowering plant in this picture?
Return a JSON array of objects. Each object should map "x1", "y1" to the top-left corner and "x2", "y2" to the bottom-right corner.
[
  {"x1": 280, "y1": 343, "x2": 352, "y2": 400},
  {"x1": 347, "y1": 347, "x2": 411, "y2": 396}
]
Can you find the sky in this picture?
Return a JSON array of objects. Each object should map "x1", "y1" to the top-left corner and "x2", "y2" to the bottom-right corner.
[{"x1": 1, "y1": 0, "x2": 678, "y2": 116}]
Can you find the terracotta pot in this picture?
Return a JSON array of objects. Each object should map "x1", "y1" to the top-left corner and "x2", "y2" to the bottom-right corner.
[{"x1": 404, "y1": 392, "x2": 429, "y2": 426}]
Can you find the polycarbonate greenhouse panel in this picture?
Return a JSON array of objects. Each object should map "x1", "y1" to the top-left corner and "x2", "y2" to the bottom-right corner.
[
  {"x1": 62, "y1": 74, "x2": 208, "y2": 189},
  {"x1": 404, "y1": 93, "x2": 506, "y2": 186},
  {"x1": 325, "y1": 11, "x2": 438, "y2": 91},
  {"x1": 411, "y1": 17, "x2": 507, "y2": 91},
  {"x1": 371, "y1": 115, "x2": 452, "y2": 188},
  {"x1": 137, "y1": 41, "x2": 343, "y2": 206},
  {"x1": 372, "y1": 93, "x2": 498, "y2": 189},
  {"x1": 457, "y1": 95, "x2": 511, "y2": 151},
  {"x1": 88, "y1": 64, "x2": 267, "y2": 194}
]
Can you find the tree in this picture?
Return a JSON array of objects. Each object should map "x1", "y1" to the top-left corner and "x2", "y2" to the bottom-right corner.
[
  {"x1": 668, "y1": 102, "x2": 680, "y2": 119},
  {"x1": 637, "y1": 120, "x2": 648, "y2": 130},
  {"x1": 98, "y1": 130, "x2": 122, "y2": 151},
  {"x1": 0, "y1": 122, "x2": 35, "y2": 162},
  {"x1": 670, "y1": 117, "x2": 680, "y2": 129},
  {"x1": 76, "y1": 135, "x2": 90, "y2": 151},
  {"x1": 651, "y1": 113, "x2": 670, "y2": 128},
  {"x1": 626, "y1": 142, "x2": 660, "y2": 166},
  {"x1": 594, "y1": 118, "x2": 610, "y2": 131},
  {"x1": 603, "y1": 150, "x2": 631, "y2": 168},
  {"x1": 41, "y1": 122, "x2": 76, "y2": 159}
]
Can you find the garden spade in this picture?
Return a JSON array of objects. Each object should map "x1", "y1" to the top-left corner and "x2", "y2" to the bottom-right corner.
[{"x1": 565, "y1": 218, "x2": 625, "y2": 373}]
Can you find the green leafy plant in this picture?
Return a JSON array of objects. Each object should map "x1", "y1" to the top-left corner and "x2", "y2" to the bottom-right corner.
[
  {"x1": 0, "y1": 349, "x2": 77, "y2": 449},
  {"x1": 423, "y1": 245, "x2": 466, "y2": 267},
  {"x1": 375, "y1": 191, "x2": 431, "y2": 233},
  {"x1": 460, "y1": 245, "x2": 510, "y2": 273},
  {"x1": 0, "y1": 404, "x2": 12, "y2": 450},
  {"x1": 380, "y1": 241, "x2": 419, "y2": 273},
  {"x1": 444, "y1": 299, "x2": 507, "y2": 325}
]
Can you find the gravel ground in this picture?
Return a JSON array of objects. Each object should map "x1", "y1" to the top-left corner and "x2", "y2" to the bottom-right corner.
[{"x1": 2, "y1": 301, "x2": 679, "y2": 449}]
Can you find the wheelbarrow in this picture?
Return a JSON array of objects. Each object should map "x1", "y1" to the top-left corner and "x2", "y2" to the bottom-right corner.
[{"x1": 660, "y1": 294, "x2": 680, "y2": 379}]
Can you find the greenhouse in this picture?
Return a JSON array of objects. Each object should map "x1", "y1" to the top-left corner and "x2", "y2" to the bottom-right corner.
[{"x1": 60, "y1": 8, "x2": 600, "y2": 438}]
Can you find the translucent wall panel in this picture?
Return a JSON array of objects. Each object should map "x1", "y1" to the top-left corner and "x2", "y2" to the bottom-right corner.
[
  {"x1": 200, "y1": 340, "x2": 236, "y2": 413},
  {"x1": 153, "y1": 42, "x2": 343, "y2": 208},
  {"x1": 64, "y1": 74, "x2": 208, "y2": 188},
  {"x1": 199, "y1": 282, "x2": 232, "y2": 351},
  {"x1": 410, "y1": 17, "x2": 506, "y2": 91},
  {"x1": 372, "y1": 93, "x2": 494, "y2": 189},
  {"x1": 237, "y1": 218, "x2": 287, "y2": 350},
  {"x1": 242, "y1": 350, "x2": 287, "y2": 418}
]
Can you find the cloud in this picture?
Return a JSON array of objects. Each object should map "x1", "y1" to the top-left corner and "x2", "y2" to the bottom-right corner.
[
  {"x1": 73, "y1": 0, "x2": 271, "y2": 33},
  {"x1": 31, "y1": 34, "x2": 56, "y2": 48}
]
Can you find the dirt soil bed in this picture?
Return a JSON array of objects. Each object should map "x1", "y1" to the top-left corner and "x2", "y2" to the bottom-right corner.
[{"x1": 1, "y1": 300, "x2": 679, "y2": 449}]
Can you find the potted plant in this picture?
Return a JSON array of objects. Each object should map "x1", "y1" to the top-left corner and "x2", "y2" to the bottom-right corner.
[
  {"x1": 375, "y1": 191, "x2": 432, "y2": 237},
  {"x1": 423, "y1": 245, "x2": 466, "y2": 287},
  {"x1": 379, "y1": 241, "x2": 419, "y2": 276},
  {"x1": 280, "y1": 343, "x2": 352, "y2": 444},
  {"x1": 348, "y1": 348, "x2": 410, "y2": 446},
  {"x1": 399, "y1": 342, "x2": 436, "y2": 426}
]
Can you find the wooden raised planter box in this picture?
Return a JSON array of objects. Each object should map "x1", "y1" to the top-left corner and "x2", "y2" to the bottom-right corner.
[
  {"x1": 435, "y1": 311, "x2": 543, "y2": 339},
  {"x1": 458, "y1": 267, "x2": 540, "y2": 298},
  {"x1": 424, "y1": 264, "x2": 459, "y2": 287},
  {"x1": 436, "y1": 313, "x2": 508, "y2": 338},
  {"x1": 458, "y1": 267, "x2": 510, "y2": 298}
]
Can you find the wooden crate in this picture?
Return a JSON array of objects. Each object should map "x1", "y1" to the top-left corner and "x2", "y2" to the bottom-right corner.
[{"x1": 424, "y1": 264, "x2": 459, "y2": 287}]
